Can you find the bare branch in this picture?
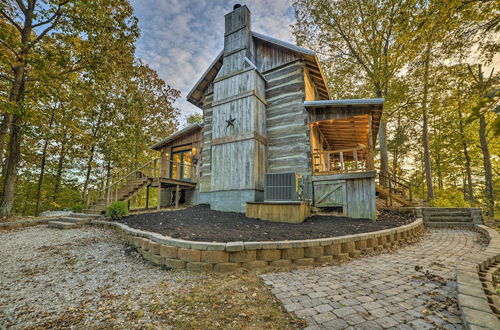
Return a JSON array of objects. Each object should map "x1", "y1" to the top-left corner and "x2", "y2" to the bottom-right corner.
[
  {"x1": 14, "y1": 0, "x2": 27, "y2": 15},
  {"x1": 0, "y1": 9, "x2": 22, "y2": 32},
  {"x1": 466, "y1": 64, "x2": 479, "y2": 83}
]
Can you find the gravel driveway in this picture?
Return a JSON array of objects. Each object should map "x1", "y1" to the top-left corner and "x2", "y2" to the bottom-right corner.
[{"x1": 0, "y1": 226, "x2": 200, "y2": 329}]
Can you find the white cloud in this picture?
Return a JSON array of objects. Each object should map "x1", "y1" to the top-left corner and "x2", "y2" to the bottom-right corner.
[{"x1": 131, "y1": 0, "x2": 295, "y2": 123}]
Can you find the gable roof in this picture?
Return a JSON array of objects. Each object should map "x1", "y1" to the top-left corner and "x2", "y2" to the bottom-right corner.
[{"x1": 187, "y1": 32, "x2": 330, "y2": 107}]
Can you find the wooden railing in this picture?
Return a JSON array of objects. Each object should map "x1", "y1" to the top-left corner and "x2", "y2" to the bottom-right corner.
[
  {"x1": 312, "y1": 146, "x2": 374, "y2": 174},
  {"x1": 376, "y1": 170, "x2": 413, "y2": 206},
  {"x1": 85, "y1": 157, "x2": 196, "y2": 209}
]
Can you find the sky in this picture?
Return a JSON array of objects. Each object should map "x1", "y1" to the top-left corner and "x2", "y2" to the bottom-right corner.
[{"x1": 130, "y1": 0, "x2": 295, "y2": 124}]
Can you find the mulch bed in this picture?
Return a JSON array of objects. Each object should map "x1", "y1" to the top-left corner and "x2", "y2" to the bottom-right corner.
[{"x1": 117, "y1": 205, "x2": 415, "y2": 243}]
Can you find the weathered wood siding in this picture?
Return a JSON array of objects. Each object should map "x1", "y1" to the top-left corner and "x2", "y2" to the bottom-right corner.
[
  {"x1": 345, "y1": 176, "x2": 376, "y2": 219},
  {"x1": 255, "y1": 40, "x2": 299, "y2": 73},
  {"x1": 199, "y1": 92, "x2": 214, "y2": 192},
  {"x1": 264, "y1": 60, "x2": 311, "y2": 174}
]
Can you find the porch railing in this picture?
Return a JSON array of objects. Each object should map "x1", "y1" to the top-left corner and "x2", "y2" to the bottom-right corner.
[
  {"x1": 312, "y1": 146, "x2": 374, "y2": 174},
  {"x1": 376, "y1": 169, "x2": 413, "y2": 206}
]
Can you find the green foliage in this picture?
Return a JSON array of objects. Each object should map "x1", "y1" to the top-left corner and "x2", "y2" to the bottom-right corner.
[
  {"x1": 105, "y1": 201, "x2": 128, "y2": 220},
  {"x1": 186, "y1": 113, "x2": 203, "y2": 124},
  {"x1": 430, "y1": 189, "x2": 471, "y2": 208},
  {"x1": 72, "y1": 202, "x2": 85, "y2": 213}
]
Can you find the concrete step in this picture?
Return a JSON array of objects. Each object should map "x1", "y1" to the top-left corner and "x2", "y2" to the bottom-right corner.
[
  {"x1": 48, "y1": 221, "x2": 78, "y2": 229},
  {"x1": 58, "y1": 217, "x2": 89, "y2": 225},
  {"x1": 425, "y1": 216, "x2": 473, "y2": 222}
]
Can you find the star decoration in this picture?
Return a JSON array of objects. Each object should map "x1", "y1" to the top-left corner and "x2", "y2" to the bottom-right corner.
[{"x1": 226, "y1": 116, "x2": 236, "y2": 128}]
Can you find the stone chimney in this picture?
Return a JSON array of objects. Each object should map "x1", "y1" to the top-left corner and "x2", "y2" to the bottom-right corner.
[{"x1": 209, "y1": 5, "x2": 267, "y2": 212}]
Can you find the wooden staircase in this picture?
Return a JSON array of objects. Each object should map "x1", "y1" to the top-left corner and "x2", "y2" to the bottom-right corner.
[
  {"x1": 375, "y1": 170, "x2": 416, "y2": 207},
  {"x1": 86, "y1": 177, "x2": 153, "y2": 214},
  {"x1": 84, "y1": 159, "x2": 160, "y2": 214}
]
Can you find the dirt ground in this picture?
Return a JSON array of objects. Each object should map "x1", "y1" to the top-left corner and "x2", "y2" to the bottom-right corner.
[
  {"x1": 0, "y1": 226, "x2": 300, "y2": 329},
  {"x1": 118, "y1": 204, "x2": 415, "y2": 242}
]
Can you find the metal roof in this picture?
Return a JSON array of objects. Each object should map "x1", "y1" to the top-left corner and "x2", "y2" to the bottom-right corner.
[
  {"x1": 304, "y1": 98, "x2": 384, "y2": 107},
  {"x1": 151, "y1": 123, "x2": 203, "y2": 150},
  {"x1": 251, "y1": 31, "x2": 316, "y2": 57}
]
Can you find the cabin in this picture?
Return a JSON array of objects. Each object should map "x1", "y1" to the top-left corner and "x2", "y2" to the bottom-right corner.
[{"x1": 85, "y1": 5, "x2": 386, "y2": 220}]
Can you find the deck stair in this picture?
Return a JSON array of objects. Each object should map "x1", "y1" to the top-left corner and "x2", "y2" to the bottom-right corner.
[
  {"x1": 420, "y1": 207, "x2": 482, "y2": 227},
  {"x1": 48, "y1": 213, "x2": 100, "y2": 229},
  {"x1": 375, "y1": 170, "x2": 416, "y2": 207},
  {"x1": 85, "y1": 177, "x2": 153, "y2": 214}
]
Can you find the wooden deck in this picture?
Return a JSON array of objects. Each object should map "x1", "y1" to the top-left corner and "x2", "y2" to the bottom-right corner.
[{"x1": 246, "y1": 202, "x2": 311, "y2": 223}]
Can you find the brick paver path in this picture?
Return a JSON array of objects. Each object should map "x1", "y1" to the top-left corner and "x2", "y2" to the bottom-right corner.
[{"x1": 261, "y1": 229, "x2": 485, "y2": 329}]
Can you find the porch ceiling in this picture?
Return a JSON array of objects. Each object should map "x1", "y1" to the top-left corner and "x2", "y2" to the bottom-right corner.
[
  {"x1": 305, "y1": 98, "x2": 383, "y2": 145},
  {"x1": 316, "y1": 115, "x2": 370, "y2": 150}
]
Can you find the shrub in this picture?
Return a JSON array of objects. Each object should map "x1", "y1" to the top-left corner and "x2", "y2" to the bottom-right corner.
[
  {"x1": 105, "y1": 201, "x2": 128, "y2": 220},
  {"x1": 430, "y1": 189, "x2": 470, "y2": 208},
  {"x1": 71, "y1": 202, "x2": 85, "y2": 213}
]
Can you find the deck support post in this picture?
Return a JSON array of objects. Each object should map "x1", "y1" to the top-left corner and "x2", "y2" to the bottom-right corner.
[
  {"x1": 146, "y1": 185, "x2": 149, "y2": 209},
  {"x1": 157, "y1": 180, "x2": 161, "y2": 210},
  {"x1": 175, "y1": 184, "x2": 180, "y2": 209}
]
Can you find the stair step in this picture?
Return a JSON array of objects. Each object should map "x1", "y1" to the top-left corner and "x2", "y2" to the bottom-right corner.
[
  {"x1": 425, "y1": 216, "x2": 472, "y2": 222},
  {"x1": 425, "y1": 222, "x2": 475, "y2": 228},
  {"x1": 58, "y1": 217, "x2": 89, "y2": 225},
  {"x1": 423, "y1": 212, "x2": 470, "y2": 217},
  {"x1": 421, "y1": 207, "x2": 471, "y2": 212},
  {"x1": 48, "y1": 221, "x2": 78, "y2": 229},
  {"x1": 70, "y1": 213, "x2": 101, "y2": 219}
]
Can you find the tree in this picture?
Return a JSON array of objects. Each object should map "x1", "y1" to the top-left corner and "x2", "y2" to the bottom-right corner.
[
  {"x1": 292, "y1": 0, "x2": 421, "y2": 177},
  {"x1": 186, "y1": 112, "x2": 202, "y2": 124},
  {"x1": 0, "y1": 0, "x2": 139, "y2": 216}
]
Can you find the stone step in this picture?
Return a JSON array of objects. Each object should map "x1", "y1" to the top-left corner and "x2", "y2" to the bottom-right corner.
[
  {"x1": 58, "y1": 217, "x2": 89, "y2": 225},
  {"x1": 422, "y1": 213, "x2": 471, "y2": 217},
  {"x1": 421, "y1": 207, "x2": 471, "y2": 212},
  {"x1": 425, "y1": 221, "x2": 475, "y2": 228},
  {"x1": 48, "y1": 221, "x2": 78, "y2": 229},
  {"x1": 425, "y1": 216, "x2": 473, "y2": 222},
  {"x1": 69, "y1": 213, "x2": 101, "y2": 219}
]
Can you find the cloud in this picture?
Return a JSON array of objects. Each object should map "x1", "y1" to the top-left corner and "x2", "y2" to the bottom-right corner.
[{"x1": 131, "y1": 0, "x2": 295, "y2": 123}]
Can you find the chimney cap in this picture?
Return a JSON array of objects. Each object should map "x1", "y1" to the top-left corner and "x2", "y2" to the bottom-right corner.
[{"x1": 233, "y1": 4, "x2": 242, "y2": 10}]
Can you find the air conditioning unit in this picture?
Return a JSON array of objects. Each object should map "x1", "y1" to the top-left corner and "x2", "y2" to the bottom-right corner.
[{"x1": 264, "y1": 172, "x2": 306, "y2": 202}]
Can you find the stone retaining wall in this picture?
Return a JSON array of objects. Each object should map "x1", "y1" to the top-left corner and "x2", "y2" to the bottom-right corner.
[
  {"x1": 456, "y1": 224, "x2": 500, "y2": 329},
  {"x1": 0, "y1": 219, "x2": 49, "y2": 231},
  {"x1": 89, "y1": 218, "x2": 424, "y2": 273}
]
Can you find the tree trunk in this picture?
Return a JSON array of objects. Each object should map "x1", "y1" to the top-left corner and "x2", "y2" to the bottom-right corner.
[
  {"x1": 479, "y1": 113, "x2": 494, "y2": 217},
  {"x1": 0, "y1": 3, "x2": 34, "y2": 216},
  {"x1": 82, "y1": 144, "x2": 96, "y2": 201},
  {"x1": 0, "y1": 115, "x2": 22, "y2": 217},
  {"x1": 53, "y1": 139, "x2": 67, "y2": 203},
  {"x1": 0, "y1": 113, "x2": 12, "y2": 169},
  {"x1": 421, "y1": 41, "x2": 434, "y2": 201},
  {"x1": 35, "y1": 109, "x2": 56, "y2": 215},
  {"x1": 457, "y1": 104, "x2": 474, "y2": 205}
]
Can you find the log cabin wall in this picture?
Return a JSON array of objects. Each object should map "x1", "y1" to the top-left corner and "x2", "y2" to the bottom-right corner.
[{"x1": 262, "y1": 60, "x2": 311, "y2": 175}]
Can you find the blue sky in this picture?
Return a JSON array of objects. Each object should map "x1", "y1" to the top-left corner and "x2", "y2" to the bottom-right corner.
[{"x1": 131, "y1": 0, "x2": 295, "y2": 123}]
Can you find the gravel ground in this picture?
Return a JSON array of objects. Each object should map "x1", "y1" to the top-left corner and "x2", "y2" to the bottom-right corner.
[
  {"x1": 0, "y1": 226, "x2": 199, "y2": 329},
  {"x1": 0, "y1": 225, "x2": 298, "y2": 329}
]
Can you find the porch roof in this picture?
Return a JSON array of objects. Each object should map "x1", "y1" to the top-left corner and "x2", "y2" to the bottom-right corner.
[
  {"x1": 305, "y1": 98, "x2": 384, "y2": 146},
  {"x1": 151, "y1": 123, "x2": 203, "y2": 151}
]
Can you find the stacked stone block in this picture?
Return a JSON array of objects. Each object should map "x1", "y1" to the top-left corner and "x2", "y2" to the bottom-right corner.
[{"x1": 89, "y1": 218, "x2": 425, "y2": 273}]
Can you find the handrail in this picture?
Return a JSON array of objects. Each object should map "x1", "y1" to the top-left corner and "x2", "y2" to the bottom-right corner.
[{"x1": 103, "y1": 158, "x2": 159, "y2": 192}]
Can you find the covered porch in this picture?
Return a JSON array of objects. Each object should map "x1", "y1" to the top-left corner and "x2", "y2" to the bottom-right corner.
[{"x1": 305, "y1": 99, "x2": 383, "y2": 219}]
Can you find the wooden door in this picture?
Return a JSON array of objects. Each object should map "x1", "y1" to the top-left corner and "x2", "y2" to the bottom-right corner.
[{"x1": 313, "y1": 180, "x2": 346, "y2": 208}]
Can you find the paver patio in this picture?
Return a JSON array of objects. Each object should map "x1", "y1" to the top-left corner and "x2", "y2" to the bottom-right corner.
[{"x1": 261, "y1": 229, "x2": 486, "y2": 329}]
